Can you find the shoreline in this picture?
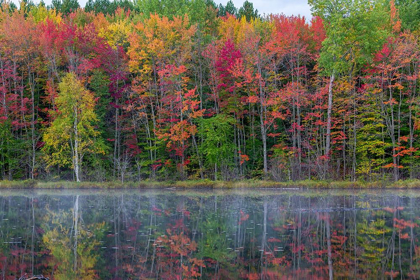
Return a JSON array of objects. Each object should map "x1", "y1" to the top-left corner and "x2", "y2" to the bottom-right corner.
[{"x1": 1, "y1": 179, "x2": 420, "y2": 189}]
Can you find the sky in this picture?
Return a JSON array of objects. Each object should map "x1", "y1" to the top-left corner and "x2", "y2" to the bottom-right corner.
[
  {"x1": 11, "y1": 0, "x2": 313, "y2": 19},
  {"x1": 219, "y1": 0, "x2": 312, "y2": 19}
]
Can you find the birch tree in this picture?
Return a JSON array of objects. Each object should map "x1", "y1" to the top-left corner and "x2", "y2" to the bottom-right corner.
[{"x1": 43, "y1": 72, "x2": 104, "y2": 182}]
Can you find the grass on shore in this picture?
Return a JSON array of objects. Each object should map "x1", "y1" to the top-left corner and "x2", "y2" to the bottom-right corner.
[{"x1": 1, "y1": 179, "x2": 420, "y2": 189}]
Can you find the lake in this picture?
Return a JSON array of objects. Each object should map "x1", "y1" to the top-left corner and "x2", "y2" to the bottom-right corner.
[{"x1": 0, "y1": 188, "x2": 419, "y2": 279}]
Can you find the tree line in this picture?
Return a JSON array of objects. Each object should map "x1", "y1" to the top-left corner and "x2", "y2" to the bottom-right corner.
[{"x1": 0, "y1": 0, "x2": 420, "y2": 182}]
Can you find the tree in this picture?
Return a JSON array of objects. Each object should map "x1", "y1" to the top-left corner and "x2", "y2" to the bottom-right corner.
[
  {"x1": 395, "y1": 0, "x2": 420, "y2": 32},
  {"x1": 367, "y1": 32, "x2": 420, "y2": 181},
  {"x1": 85, "y1": 0, "x2": 135, "y2": 15},
  {"x1": 51, "y1": 0, "x2": 80, "y2": 14},
  {"x1": 198, "y1": 114, "x2": 236, "y2": 180},
  {"x1": 217, "y1": 0, "x2": 237, "y2": 17},
  {"x1": 309, "y1": 0, "x2": 389, "y2": 178},
  {"x1": 128, "y1": 13, "x2": 196, "y2": 178},
  {"x1": 85, "y1": 0, "x2": 112, "y2": 14},
  {"x1": 238, "y1": 0, "x2": 258, "y2": 21},
  {"x1": 43, "y1": 72, "x2": 105, "y2": 182},
  {"x1": 137, "y1": 0, "x2": 189, "y2": 19}
]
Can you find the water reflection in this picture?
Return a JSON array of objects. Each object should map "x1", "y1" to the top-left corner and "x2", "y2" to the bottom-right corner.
[{"x1": 0, "y1": 189, "x2": 419, "y2": 279}]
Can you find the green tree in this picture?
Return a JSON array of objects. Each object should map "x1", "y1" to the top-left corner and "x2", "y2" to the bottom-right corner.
[
  {"x1": 198, "y1": 114, "x2": 236, "y2": 180},
  {"x1": 85, "y1": 0, "x2": 135, "y2": 15},
  {"x1": 50, "y1": 0, "x2": 80, "y2": 14},
  {"x1": 137, "y1": 0, "x2": 189, "y2": 19},
  {"x1": 395, "y1": 0, "x2": 420, "y2": 32},
  {"x1": 217, "y1": 0, "x2": 237, "y2": 17},
  {"x1": 85, "y1": 0, "x2": 112, "y2": 14},
  {"x1": 309, "y1": 0, "x2": 389, "y2": 177},
  {"x1": 43, "y1": 72, "x2": 105, "y2": 182},
  {"x1": 238, "y1": 0, "x2": 258, "y2": 21},
  {"x1": 136, "y1": 0, "x2": 213, "y2": 27}
]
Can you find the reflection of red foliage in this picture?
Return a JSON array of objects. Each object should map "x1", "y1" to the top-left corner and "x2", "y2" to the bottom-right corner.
[
  {"x1": 394, "y1": 218, "x2": 418, "y2": 229},
  {"x1": 153, "y1": 229, "x2": 204, "y2": 279},
  {"x1": 268, "y1": 237, "x2": 281, "y2": 243},
  {"x1": 383, "y1": 207, "x2": 396, "y2": 213},
  {"x1": 400, "y1": 233, "x2": 410, "y2": 239},
  {"x1": 385, "y1": 271, "x2": 399, "y2": 278},
  {"x1": 239, "y1": 210, "x2": 249, "y2": 225}
]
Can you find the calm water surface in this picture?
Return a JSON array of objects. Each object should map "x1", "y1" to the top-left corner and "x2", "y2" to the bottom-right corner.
[{"x1": 0, "y1": 188, "x2": 419, "y2": 279}]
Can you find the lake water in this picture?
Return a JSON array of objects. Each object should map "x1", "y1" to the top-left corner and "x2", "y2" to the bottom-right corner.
[{"x1": 0, "y1": 188, "x2": 419, "y2": 279}]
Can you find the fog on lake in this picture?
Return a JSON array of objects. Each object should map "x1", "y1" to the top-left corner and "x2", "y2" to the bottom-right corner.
[{"x1": 0, "y1": 189, "x2": 419, "y2": 279}]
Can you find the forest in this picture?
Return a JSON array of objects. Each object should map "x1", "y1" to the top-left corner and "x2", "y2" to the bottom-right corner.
[{"x1": 0, "y1": 0, "x2": 420, "y2": 183}]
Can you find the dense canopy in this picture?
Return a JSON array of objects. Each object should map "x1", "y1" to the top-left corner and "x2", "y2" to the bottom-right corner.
[{"x1": 0, "y1": 0, "x2": 419, "y2": 182}]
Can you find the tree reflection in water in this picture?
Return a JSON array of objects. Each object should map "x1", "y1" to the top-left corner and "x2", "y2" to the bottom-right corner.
[{"x1": 0, "y1": 190, "x2": 419, "y2": 279}]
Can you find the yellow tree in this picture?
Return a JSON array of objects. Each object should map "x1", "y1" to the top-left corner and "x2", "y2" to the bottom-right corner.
[
  {"x1": 43, "y1": 72, "x2": 104, "y2": 182},
  {"x1": 128, "y1": 14, "x2": 196, "y2": 176}
]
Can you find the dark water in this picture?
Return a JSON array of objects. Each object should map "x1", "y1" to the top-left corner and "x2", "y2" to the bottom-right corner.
[{"x1": 0, "y1": 189, "x2": 420, "y2": 279}]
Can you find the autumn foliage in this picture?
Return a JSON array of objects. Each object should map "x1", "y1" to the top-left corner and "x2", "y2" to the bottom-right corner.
[{"x1": 0, "y1": 0, "x2": 419, "y2": 182}]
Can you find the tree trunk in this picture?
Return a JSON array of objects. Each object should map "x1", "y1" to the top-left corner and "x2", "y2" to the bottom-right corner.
[
  {"x1": 74, "y1": 107, "x2": 80, "y2": 182},
  {"x1": 325, "y1": 71, "x2": 335, "y2": 176},
  {"x1": 29, "y1": 72, "x2": 36, "y2": 180},
  {"x1": 258, "y1": 62, "x2": 268, "y2": 176}
]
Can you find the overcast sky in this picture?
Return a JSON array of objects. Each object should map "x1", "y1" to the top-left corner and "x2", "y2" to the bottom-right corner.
[
  {"x1": 12, "y1": 0, "x2": 313, "y2": 19},
  {"x1": 219, "y1": 0, "x2": 312, "y2": 19}
]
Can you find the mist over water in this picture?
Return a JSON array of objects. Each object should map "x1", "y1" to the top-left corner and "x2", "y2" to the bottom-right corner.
[{"x1": 0, "y1": 189, "x2": 419, "y2": 279}]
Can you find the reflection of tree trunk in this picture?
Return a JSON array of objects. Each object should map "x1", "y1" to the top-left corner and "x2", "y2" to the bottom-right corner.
[
  {"x1": 31, "y1": 197, "x2": 35, "y2": 275},
  {"x1": 391, "y1": 207, "x2": 397, "y2": 277},
  {"x1": 73, "y1": 195, "x2": 79, "y2": 273},
  {"x1": 398, "y1": 223, "x2": 403, "y2": 278},
  {"x1": 326, "y1": 213, "x2": 333, "y2": 280},
  {"x1": 114, "y1": 197, "x2": 119, "y2": 278},
  {"x1": 144, "y1": 205, "x2": 153, "y2": 272},
  {"x1": 260, "y1": 201, "x2": 267, "y2": 279},
  {"x1": 353, "y1": 196, "x2": 357, "y2": 277},
  {"x1": 298, "y1": 198, "x2": 301, "y2": 272},
  {"x1": 410, "y1": 197, "x2": 414, "y2": 275}
]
